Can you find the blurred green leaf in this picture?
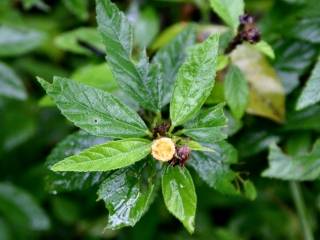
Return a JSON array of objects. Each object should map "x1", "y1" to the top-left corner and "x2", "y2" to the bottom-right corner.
[
  {"x1": 45, "y1": 131, "x2": 110, "y2": 193},
  {"x1": 0, "y1": 62, "x2": 27, "y2": 100},
  {"x1": 181, "y1": 103, "x2": 227, "y2": 143},
  {"x1": 0, "y1": 25, "x2": 45, "y2": 57},
  {"x1": 253, "y1": 40, "x2": 275, "y2": 59},
  {"x1": 0, "y1": 183, "x2": 50, "y2": 231},
  {"x1": 288, "y1": 17, "x2": 320, "y2": 43},
  {"x1": 188, "y1": 141, "x2": 239, "y2": 195},
  {"x1": 133, "y1": 7, "x2": 160, "y2": 48},
  {"x1": 51, "y1": 138, "x2": 151, "y2": 172},
  {"x1": 153, "y1": 25, "x2": 196, "y2": 106},
  {"x1": 170, "y1": 34, "x2": 219, "y2": 127},
  {"x1": 38, "y1": 77, "x2": 149, "y2": 138},
  {"x1": 231, "y1": 44, "x2": 285, "y2": 122},
  {"x1": 97, "y1": 159, "x2": 158, "y2": 229},
  {"x1": 243, "y1": 180, "x2": 257, "y2": 200},
  {"x1": 209, "y1": 0, "x2": 244, "y2": 33},
  {"x1": 62, "y1": 0, "x2": 89, "y2": 20},
  {"x1": 0, "y1": 218, "x2": 11, "y2": 240},
  {"x1": 162, "y1": 166, "x2": 196, "y2": 234},
  {"x1": 54, "y1": 27, "x2": 104, "y2": 55},
  {"x1": 296, "y1": 55, "x2": 320, "y2": 110},
  {"x1": 262, "y1": 139, "x2": 320, "y2": 181},
  {"x1": 224, "y1": 65, "x2": 249, "y2": 119},
  {"x1": 151, "y1": 22, "x2": 188, "y2": 51}
]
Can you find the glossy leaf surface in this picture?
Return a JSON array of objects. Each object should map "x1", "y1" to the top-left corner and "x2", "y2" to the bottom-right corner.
[
  {"x1": 38, "y1": 77, "x2": 149, "y2": 138},
  {"x1": 51, "y1": 138, "x2": 151, "y2": 172},
  {"x1": 170, "y1": 34, "x2": 219, "y2": 127},
  {"x1": 181, "y1": 103, "x2": 227, "y2": 143},
  {"x1": 97, "y1": 159, "x2": 158, "y2": 229},
  {"x1": 162, "y1": 166, "x2": 196, "y2": 234}
]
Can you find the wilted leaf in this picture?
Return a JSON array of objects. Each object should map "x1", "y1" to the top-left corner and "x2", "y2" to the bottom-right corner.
[
  {"x1": 51, "y1": 138, "x2": 151, "y2": 172},
  {"x1": 45, "y1": 131, "x2": 110, "y2": 193},
  {"x1": 170, "y1": 34, "x2": 219, "y2": 127},
  {"x1": 231, "y1": 44, "x2": 285, "y2": 122},
  {"x1": 97, "y1": 159, "x2": 158, "y2": 229},
  {"x1": 0, "y1": 25, "x2": 45, "y2": 57},
  {"x1": 296, "y1": 55, "x2": 320, "y2": 110},
  {"x1": 162, "y1": 166, "x2": 196, "y2": 234},
  {"x1": 180, "y1": 103, "x2": 227, "y2": 143},
  {"x1": 38, "y1": 77, "x2": 149, "y2": 138},
  {"x1": 0, "y1": 62, "x2": 27, "y2": 100}
]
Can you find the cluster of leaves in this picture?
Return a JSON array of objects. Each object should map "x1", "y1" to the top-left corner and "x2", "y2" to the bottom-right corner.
[{"x1": 1, "y1": 0, "x2": 320, "y2": 239}]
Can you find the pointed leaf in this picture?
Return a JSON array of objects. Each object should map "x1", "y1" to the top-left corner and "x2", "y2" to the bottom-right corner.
[
  {"x1": 0, "y1": 62, "x2": 27, "y2": 100},
  {"x1": 262, "y1": 140, "x2": 320, "y2": 181},
  {"x1": 51, "y1": 138, "x2": 152, "y2": 172},
  {"x1": 254, "y1": 40, "x2": 275, "y2": 59},
  {"x1": 97, "y1": 159, "x2": 158, "y2": 229},
  {"x1": 37, "y1": 77, "x2": 149, "y2": 138},
  {"x1": 45, "y1": 131, "x2": 110, "y2": 193},
  {"x1": 170, "y1": 34, "x2": 220, "y2": 127},
  {"x1": 296, "y1": 55, "x2": 320, "y2": 110},
  {"x1": 181, "y1": 103, "x2": 227, "y2": 143},
  {"x1": 96, "y1": 0, "x2": 160, "y2": 111},
  {"x1": 224, "y1": 65, "x2": 249, "y2": 119},
  {"x1": 188, "y1": 141, "x2": 239, "y2": 195},
  {"x1": 62, "y1": 0, "x2": 89, "y2": 20},
  {"x1": 153, "y1": 25, "x2": 196, "y2": 106},
  {"x1": 162, "y1": 166, "x2": 196, "y2": 234},
  {"x1": 209, "y1": 0, "x2": 244, "y2": 33}
]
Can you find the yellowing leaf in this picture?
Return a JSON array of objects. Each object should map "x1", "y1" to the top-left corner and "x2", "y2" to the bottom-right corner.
[{"x1": 231, "y1": 44, "x2": 285, "y2": 122}]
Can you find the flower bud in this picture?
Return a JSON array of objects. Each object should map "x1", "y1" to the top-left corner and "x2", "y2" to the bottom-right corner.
[{"x1": 151, "y1": 137, "x2": 176, "y2": 162}]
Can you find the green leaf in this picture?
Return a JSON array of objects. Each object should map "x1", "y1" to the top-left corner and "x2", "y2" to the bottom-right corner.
[
  {"x1": 132, "y1": 7, "x2": 160, "y2": 48},
  {"x1": 37, "y1": 77, "x2": 149, "y2": 138},
  {"x1": 96, "y1": 0, "x2": 161, "y2": 111},
  {"x1": 0, "y1": 62, "x2": 27, "y2": 100},
  {"x1": 54, "y1": 27, "x2": 104, "y2": 55},
  {"x1": 150, "y1": 22, "x2": 189, "y2": 51},
  {"x1": 153, "y1": 25, "x2": 196, "y2": 106},
  {"x1": 224, "y1": 65, "x2": 249, "y2": 119},
  {"x1": 71, "y1": 63, "x2": 118, "y2": 92},
  {"x1": 243, "y1": 180, "x2": 257, "y2": 201},
  {"x1": 162, "y1": 166, "x2": 196, "y2": 234},
  {"x1": 51, "y1": 138, "x2": 151, "y2": 172},
  {"x1": 0, "y1": 25, "x2": 45, "y2": 57},
  {"x1": 231, "y1": 44, "x2": 285, "y2": 122},
  {"x1": 170, "y1": 34, "x2": 220, "y2": 127},
  {"x1": 178, "y1": 139, "x2": 215, "y2": 152},
  {"x1": 0, "y1": 183, "x2": 50, "y2": 231},
  {"x1": 22, "y1": 0, "x2": 48, "y2": 10},
  {"x1": 45, "y1": 131, "x2": 110, "y2": 193},
  {"x1": 62, "y1": 0, "x2": 89, "y2": 20},
  {"x1": 180, "y1": 103, "x2": 227, "y2": 143},
  {"x1": 262, "y1": 139, "x2": 320, "y2": 181},
  {"x1": 254, "y1": 40, "x2": 275, "y2": 59},
  {"x1": 296, "y1": 55, "x2": 320, "y2": 110},
  {"x1": 97, "y1": 159, "x2": 158, "y2": 229},
  {"x1": 0, "y1": 218, "x2": 10, "y2": 240},
  {"x1": 209, "y1": 0, "x2": 244, "y2": 33},
  {"x1": 288, "y1": 17, "x2": 320, "y2": 44},
  {"x1": 188, "y1": 141, "x2": 239, "y2": 195}
]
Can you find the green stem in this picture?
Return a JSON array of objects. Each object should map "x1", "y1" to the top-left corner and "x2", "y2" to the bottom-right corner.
[
  {"x1": 290, "y1": 182, "x2": 313, "y2": 240},
  {"x1": 168, "y1": 125, "x2": 175, "y2": 135}
]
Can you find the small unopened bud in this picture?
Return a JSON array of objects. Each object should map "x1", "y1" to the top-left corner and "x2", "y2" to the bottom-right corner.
[{"x1": 151, "y1": 137, "x2": 176, "y2": 162}]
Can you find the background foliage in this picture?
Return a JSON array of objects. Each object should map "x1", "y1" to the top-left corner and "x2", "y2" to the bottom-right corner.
[{"x1": 1, "y1": 0, "x2": 320, "y2": 239}]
